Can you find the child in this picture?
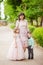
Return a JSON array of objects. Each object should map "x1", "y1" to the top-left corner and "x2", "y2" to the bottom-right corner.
[
  {"x1": 7, "y1": 28, "x2": 24, "y2": 60},
  {"x1": 27, "y1": 32, "x2": 34, "y2": 59}
]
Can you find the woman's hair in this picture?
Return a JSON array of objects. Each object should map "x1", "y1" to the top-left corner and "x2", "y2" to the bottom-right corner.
[{"x1": 18, "y1": 13, "x2": 25, "y2": 21}]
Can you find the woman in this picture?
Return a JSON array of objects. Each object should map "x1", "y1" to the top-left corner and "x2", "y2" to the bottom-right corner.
[{"x1": 16, "y1": 13, "x2": 28, "y2": 51}]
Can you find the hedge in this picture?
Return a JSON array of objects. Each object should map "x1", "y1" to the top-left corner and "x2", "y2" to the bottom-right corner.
[
  {"x1": 10, "y1": 23, "x2": 15, "y2": 29},
  {"x1": 28, "y1": 25, "x2": 36, "y2": 33},
  {"x1": 32, "y1": 27, "x2": 43, "y2": 47}
]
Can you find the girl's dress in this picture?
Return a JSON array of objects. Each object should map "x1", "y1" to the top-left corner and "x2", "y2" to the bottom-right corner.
[
  {"x1": 16, "y1": 19, "x2": 28, "y2": 47},
  {"x1": 7, "y1": 33, "x2": 24, "y2": 60}
]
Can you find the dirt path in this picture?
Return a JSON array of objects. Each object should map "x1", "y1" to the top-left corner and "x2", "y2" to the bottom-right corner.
[{"x1": 0, "y1": 26, "x2": 43, "y2": 65}]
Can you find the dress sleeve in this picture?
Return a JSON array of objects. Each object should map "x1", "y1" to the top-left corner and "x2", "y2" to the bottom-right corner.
[{"x1": 13, "y1": 20, "x2": 19, "y2": 31}]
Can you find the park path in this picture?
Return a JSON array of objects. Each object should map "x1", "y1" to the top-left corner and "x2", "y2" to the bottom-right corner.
[{"x1": 0, "y1": 26, "x2": 43, "y2": 65}]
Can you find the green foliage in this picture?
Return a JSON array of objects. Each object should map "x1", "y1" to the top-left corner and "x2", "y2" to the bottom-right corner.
[
  {"x1": 9, "y1": 23, "x2": 15, "y2": 29},
  {"x1": 4, "y1": 3, "x2": 15, "y2": 21},
  {"x1": 4, "y1": 0, "x2": 43, "y2": 22},
  {"x1": 0, "y1": 0, "x2": 3, "y2": 3},
  {"x1": 32, "y1": 27, "x2": 43, "y2": 47},
  {"x1": 7, "y1": 0, "x2": 22, "y2": 7},
  {"x1": 28, "y1": 25, "x2": 36, "y2": 33},
  {"x1": 0, "y1": 17, "x2": 1, "y2": 20}
]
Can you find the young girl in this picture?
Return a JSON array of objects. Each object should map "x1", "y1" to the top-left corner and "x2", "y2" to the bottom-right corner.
[{"x1": 7, "y1": 28, "x2": 24, "y2": 60}]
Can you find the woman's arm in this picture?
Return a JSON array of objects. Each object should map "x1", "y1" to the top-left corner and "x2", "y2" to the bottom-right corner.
[
  {"x1": 13, "y1": 20, "x2": 19, "y2": 33},
  {"x1": 15, "y1": 20, "x2": 19, "y2": 28},
  {"x1": 26, "y1": 20, "x2": 30, "y2": 32},
  {"x1": 13, "y1": 20, "x2": 19, "y2": 31}
]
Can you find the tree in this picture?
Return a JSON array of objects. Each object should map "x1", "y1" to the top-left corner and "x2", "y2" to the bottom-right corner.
[
  {"x1": 39, "y1": 0, "x2": 43, "y2": 26},
  {"x1": 4, "y1": 0, "x2": 43, "y2": 26},
  {"x1": 0, "y1": 0, "x2": 3, "y2": 3},
  {"x1": 4, "y1": 0, "x2": 22, "y2": 22}
]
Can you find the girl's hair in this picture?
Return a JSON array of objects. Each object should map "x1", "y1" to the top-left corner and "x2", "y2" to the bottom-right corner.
[
  {"x1": 14, "y1": 28, "x2": 19, "y2": 33},
  {"x1": 13, "y1": 29, "x2": 17, "y2": 33},
  {"x1": 18, "y1": 13, "x2": 25, "y2": 21}
]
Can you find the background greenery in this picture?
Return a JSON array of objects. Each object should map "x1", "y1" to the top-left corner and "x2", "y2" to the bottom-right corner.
[
  {"x1": 4, "y1": 0, "x2": 43, "y2": 27},
  {"x1": 32, "y1": 27, "x2": 43, "y2": 47}
]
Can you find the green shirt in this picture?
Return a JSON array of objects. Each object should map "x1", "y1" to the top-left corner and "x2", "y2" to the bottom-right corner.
[{"x1": 28, "y1": 37, "x2": 34, "y2": 48}]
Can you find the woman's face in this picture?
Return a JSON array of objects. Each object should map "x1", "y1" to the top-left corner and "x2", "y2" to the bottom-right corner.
[{"x1": 19, "y1": 15, "x2": 24, "y2": 20}]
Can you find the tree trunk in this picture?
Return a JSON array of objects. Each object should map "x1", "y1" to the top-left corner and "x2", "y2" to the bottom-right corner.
[
  {"x1": 40, "y1": 17, "x2": 43, "y2": 26},
  {"x1": 31, "y1": 19, "x2": 33, "y2": 25},
  {"x1": 36, "y1": 19, "x2": 38, "y2": 27}
]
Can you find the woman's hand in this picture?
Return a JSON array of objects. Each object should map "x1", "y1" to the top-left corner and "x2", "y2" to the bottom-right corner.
[
  {"x1": 15, "y1": 46, "x2": 17, "y2": 48},
  {"x1": 15, "y1": 45, "x2": 17, "y2": 48},
  {"x1": 23, "y1": 44, "x2": 28, "y2": 52}
]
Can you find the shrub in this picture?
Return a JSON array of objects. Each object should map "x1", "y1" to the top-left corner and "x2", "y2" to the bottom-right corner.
[
  {"x1": 28, "y1": 25, "x2": 36, "y2": 33},
  {"x1": 10, "y1": 23, "x2": 15, "y2": 29},
  {"x1": 32, "y1": 27, "x2": 43, "y2": 47}
]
